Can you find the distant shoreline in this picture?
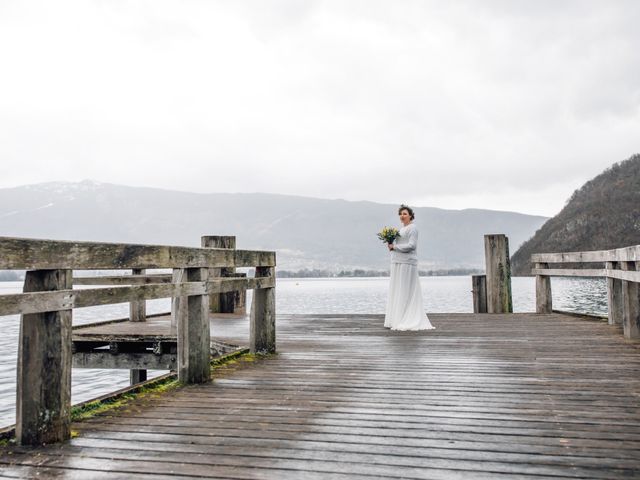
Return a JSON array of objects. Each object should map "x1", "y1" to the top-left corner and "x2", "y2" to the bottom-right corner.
[{"x1": 276, "y1": 268, "x2": 484, "y2": 278}]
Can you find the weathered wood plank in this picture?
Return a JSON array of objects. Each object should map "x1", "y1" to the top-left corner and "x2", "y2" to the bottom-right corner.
[
  {"x1": 4, "y1": 312, "x2": 640, "y2": 478},
  {"x1": 0, "y1": 277, "x2": 275, "y2": 316},
  {"x1": 0, "y1": 236, "x2": 275, "y2": 270},
  {"x1": 0, "y1": 236, "x2": 234, "y2": 269},
  {"x1": 621, "y1": 261, "x2": 640, "y2": 339},
  {"x1": 606, "y1": 261, "x2": 624, "y2": 325},
  {"x1": 177, "y1": 268, "x2": 210, "y2": 383},
  {"x1": 534, "y1": 262, "x2": 552, "y2": 314},
  {"x1": 471, "y1": 275, "x2": 487, "y2": 313},
  {"x1": 530, "y1": 267, "x2": 606, "y2": 277},
  {"x1": 73, "y1": 352, "x2": 176, "y2": 370},
  {"x1": 484, "y1": 234, "x2": 512, "y2": 313},
  {"x1": 250, "y1": 266, "x2": 276, "y2": 354},
  {"x1": 73, "y1": 274, "x2": 172, "y2": 285},
  {"x1": 531, "y1": 244, "x2": 640, "y2": 264},
  {"x1": 16, "y1": 269, "x2": 72, "y2": 445},
  {"x1": 201, "y1": 236, "x2": 247, "y2": 315},
  {"x1": 129, "y1": 268, "x2": 146, "y2": 322}
]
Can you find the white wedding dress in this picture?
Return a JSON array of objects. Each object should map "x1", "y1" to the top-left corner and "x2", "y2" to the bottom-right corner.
[{"x1": 384, "y1": 223, "x2": 435, "y2": 331}]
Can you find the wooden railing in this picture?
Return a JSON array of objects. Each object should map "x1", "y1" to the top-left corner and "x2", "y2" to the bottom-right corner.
[
  {"x1": 0, "y1": 235, "x2": 276, "y2": 445},
  {"x1": 531, "y1": 244, "x2": 640, "y2": 338}
]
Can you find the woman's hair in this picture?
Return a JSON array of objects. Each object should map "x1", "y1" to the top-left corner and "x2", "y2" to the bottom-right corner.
[{"x1": 398, "y1": 204, "x2": 415, "y2": 220}]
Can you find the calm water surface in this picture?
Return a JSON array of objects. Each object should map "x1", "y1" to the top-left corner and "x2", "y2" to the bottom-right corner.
[{"x1": 0, "y1": 276, "x2": 607, "y2": 427}]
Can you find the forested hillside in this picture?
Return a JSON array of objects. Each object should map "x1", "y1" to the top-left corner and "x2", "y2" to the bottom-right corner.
[{"x1": 512, "y1": 154, "x2": 640, "y2": 275}]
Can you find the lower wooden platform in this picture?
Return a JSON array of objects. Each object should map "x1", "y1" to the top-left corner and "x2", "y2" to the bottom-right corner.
[
  {"x1": 71, "y1": 313, "x2": 243, "y2": 369},
  {"x1": 2, "y1": 312, "x2": 640, "y2": 479}
]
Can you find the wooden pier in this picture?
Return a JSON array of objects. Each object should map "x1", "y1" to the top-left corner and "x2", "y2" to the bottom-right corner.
[
  {"x1": 2, "y1": 312, "x2": 640, "y2": 479},
  {"x1": 0, "y1": 236, "x2": 639, "y2": 479}
]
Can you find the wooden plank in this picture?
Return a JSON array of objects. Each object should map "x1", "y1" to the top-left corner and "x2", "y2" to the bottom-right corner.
[
  {"x1": 73, "y1": 352, "x2": 176, "y2": 370},
  {"x1": 484, "y1": 234, "x2": 512, "y2": 313},
  {"x1": 531, "y1": 268, "x2": 606, "y2": 277},
  {"x1": 606, "y1": 261, "x2": 624, "y2": 325},
  {"x1": 4, "y1": 312, "x2": 640, "y2": 478},
  {"x1": 531, "y1": 244, "x2": 640, "y2": 264},
  {"x1": 129, "y1": 268, "x2": 146, "y2": 322},
  {"x1": 0, "y1": 236, "x2": 234, "y2": 270},
  {"x1": 471, "y1": 275, "x2": 487, "y2": 313},
  {"x1": 0, "y1": 277, "x2": 275, "y2": 316},
  {"x1": 250, "y1": 266, "x2": 276, "y2": 354},
  {"x1": 235, "y1": 249, "x2": 276, "y2": 267},
  {"x1": 16, "y1": 269, "x2": 72, "y2": 445},
  {"x1": 621, "y1": 261, "x2": 640, "y2": 339},
  {"x1": 531, "y1": 267, "x2": 640, "y2": 282},
  {"x1": 73, "y1": 274, "x2": 172, "y2": 285},
  {"x1": 534, "y1": 262, "x2": 552, "y2": 314},
  {"x1": 177, "y1": 268, "x2": 210, "y2": 383}
]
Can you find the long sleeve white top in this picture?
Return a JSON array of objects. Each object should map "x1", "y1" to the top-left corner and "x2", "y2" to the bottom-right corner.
[{"x1": 391, "y1": 223, "x2": 419, "y2": 265}]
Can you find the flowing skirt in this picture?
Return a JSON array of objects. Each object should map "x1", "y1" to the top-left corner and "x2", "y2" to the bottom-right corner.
[{"x1": 384, "y1": 263, "x2": 435, "y2": 331}]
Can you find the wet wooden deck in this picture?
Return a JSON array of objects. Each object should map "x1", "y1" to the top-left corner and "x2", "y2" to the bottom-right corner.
[{"x1": 2, "y1": 312, "x2": 640, "y2": 479}]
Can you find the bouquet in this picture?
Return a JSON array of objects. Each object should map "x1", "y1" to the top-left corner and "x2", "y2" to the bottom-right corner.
[{"x1": 377, "y1": 227, "x2": 400, "y2": 244}]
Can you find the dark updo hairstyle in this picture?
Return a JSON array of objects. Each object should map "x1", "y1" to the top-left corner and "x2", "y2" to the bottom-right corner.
[{"x1": 398, "y1": 204, "x2": 415, "y2": 220}]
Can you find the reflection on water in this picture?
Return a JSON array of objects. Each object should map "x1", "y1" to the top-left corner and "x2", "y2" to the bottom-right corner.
[
  {"x1": 550, "y1": 277, "x2": 608, "y2": 316},
  {"x1": 0, "y1": 275, "x2": 607, "y2": 427}
]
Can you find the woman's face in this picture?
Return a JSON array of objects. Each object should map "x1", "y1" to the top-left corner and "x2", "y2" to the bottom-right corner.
[{"x1": 399, "y1": 209, "x2": 411, "y2": 225}]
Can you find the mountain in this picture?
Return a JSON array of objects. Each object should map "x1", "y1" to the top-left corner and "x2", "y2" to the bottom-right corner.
[
  {"x1": 0, "y1": 181, "x2": 547, "y2": 271},
  {"x1": 511, "y1": 154, "x2": 640, "y2": 276}
]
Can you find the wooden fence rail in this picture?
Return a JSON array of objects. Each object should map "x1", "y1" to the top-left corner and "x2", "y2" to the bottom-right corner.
[
  {"x1": 0, "y1": 235, "x2": 276, "y2": 446},
  {"x1": 531, "y1": 244, "x2": 640, "y2": 339}
]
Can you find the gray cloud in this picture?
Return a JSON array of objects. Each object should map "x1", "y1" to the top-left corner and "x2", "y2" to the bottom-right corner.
[{"x1": 0, "y1": 0, "x2": 638, "y2": 216}]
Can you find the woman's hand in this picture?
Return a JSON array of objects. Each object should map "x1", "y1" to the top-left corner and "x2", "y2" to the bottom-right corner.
[{"x1": 387, "y1": 243, "x2": 394, "y2": 251}]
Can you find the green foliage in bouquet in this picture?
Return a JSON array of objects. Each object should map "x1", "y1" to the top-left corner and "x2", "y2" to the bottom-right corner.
[{"x1": 377, "y1": 227, "x2": 400, "y2": 244}]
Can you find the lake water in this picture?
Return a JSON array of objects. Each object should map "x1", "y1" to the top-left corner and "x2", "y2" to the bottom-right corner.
[{"x1": 0, "y1": 276, "x2": 607, "y2": 427}]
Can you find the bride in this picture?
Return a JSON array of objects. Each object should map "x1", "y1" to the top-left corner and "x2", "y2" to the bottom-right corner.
[{"x1": 384, "y1": 205, "x2": 435, "y2": 331}]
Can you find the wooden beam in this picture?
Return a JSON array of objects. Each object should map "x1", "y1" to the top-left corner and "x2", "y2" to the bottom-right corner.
[
  {"x1": 0, "y1": 277, "x2": 275, "y2": 317},
  {"x1": 250, "y1": 266, "x2": 276, "y2": 354},
  {"x1": 535, "y1": 263, "x2": 552, "y2": 314},
  {"x1": 531, "y1": 268, "x2": 606, "y2": 277},
  {"x1": 0, "y1": 236, "x2": 234, "y2": 269},
  {"x1": 202, "y1": 236, "x2": 232, "y2": 314},
  {"x1": 72, "y1": 352, "x2": 176, "y2": 370},
  {"x1": 177, "y1": 268, "x2": 210, "y2": 383},
  {"x1": 531, "y1": 244, "x2": 640, "y2": 264},
  {"x1": 16, "y1": 269, "x2": 72, "y2": 446},
  {"x1": 73, "y1": 274, "x2": 172, "y2": 285},
  {"x1": 606, "y1": 261, "x2": 624, "y2": 325},
  {"x1": 129, "y1": 269, "x2": 146, "y2": 322},
  {"x1": 471, "y1": 275, "x2": 487, "y2": 314},
  {"x1": 484, "y1": 234, "x2": 513, "y2": 314},
  {"x1": 530, "y1": 268, "x2": 640, "y2": 282},
  {"x1": 621, "y1": 261, "x2": 640, "y2": 339}
]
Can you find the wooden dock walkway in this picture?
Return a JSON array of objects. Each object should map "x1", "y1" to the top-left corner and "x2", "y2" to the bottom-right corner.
[{"x1": 2, "y1": 312, "x2": 640, "y2": 479}]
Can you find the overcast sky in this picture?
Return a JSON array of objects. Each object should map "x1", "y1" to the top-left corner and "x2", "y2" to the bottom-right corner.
[{"x1": 0, "y1": 1, "x2": 638, "y2": 217}]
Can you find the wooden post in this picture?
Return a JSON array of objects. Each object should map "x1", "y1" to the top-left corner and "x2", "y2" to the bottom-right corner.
[
  {"x1": 471, "y1": 275, "x2": 487, "y2": 313},
  {"x1": 176, "y1": 267, "x2": 211, "y2": 383},
  {"x1": 606, "y1": 261, "x2": 624, "y2": 325},
  {"x1": 621, "y1": 261, "x2": 640, "y2": 339},
  {"x1": 129, "y1": 268, "x2": 146, "y2": 322},
  {"x1": 170, "y1": 268, "x2": 184, "y2": 328},
  {"x1": 535, "y1": 262, "x2": 552, "y2": 314},
  {"x1": 17, "y1": 269, "x2": 72, "y2": 445},
  {"x1": 250, "y1": 266, "x2": 276, "y2": 354},
  {"x1": 484, "y1": 234, "x2": 513, "y2": 313},
  {"x1": 129, "y1": 268, "x2": 147, "y2": 384},
  {"x1": 201, "y1": 235, "x2": 245, "y2": 314}
]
